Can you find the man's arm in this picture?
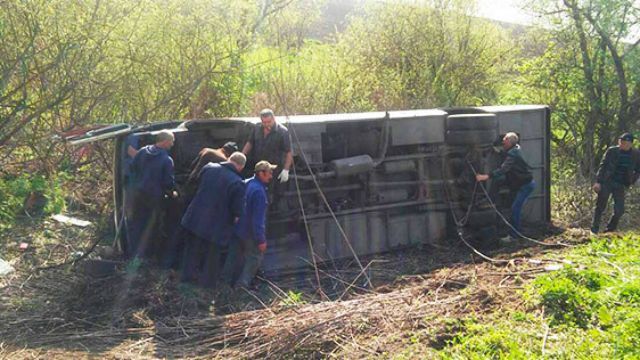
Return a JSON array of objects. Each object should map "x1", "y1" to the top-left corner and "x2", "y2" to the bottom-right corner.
[
  {"x1": 277, "y1": 130, "x2": 293, "y2": 182},
  {"x1": 283, "y1": 151, "x2": 293, "y2": 171},
  {"x1": 130, "y1": 150, "x2": 142, "y2": 178},
  {"x1": 490, "y1": 152, "x2": 516, "y2": 179},
  {"x1": 242, "y1": 141, "x2": 252, "y2": 155},
  {"x1": 633, "y1": 149, "x2": 640, "y2": 184},
  {"x1": 163, "y1": 158, "x2": 177, "y2": 197},
  {"x1": 243, "y1": 128, "x2": 256, "y2": 155},
  {"x1": 282, "y1": 130, "x2": 292, "y2": 170},
  {"x1": 229, "y1": 181, "x2": 246, "y2": 219},
  {"x1": 595, "y1": 147, "x2": 614, "y2": 184},
  {"x1": 127, "y1": 145, "x2": 138, "y2": 158},
  {"x1": 251, "y1": 190, "x2": 268, "y2": 245}
]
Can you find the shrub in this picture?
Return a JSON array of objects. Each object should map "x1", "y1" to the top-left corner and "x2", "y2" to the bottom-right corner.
[
  {"x1": 0, "y1": 173, "x2": 67, "y2": 230},
  {"x1": 527, "y1": 267, "x2": 611, "y2": 328}
]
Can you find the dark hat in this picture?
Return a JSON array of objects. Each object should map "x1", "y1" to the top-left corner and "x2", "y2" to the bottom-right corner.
[
  {"x1": 255, "y1": 160, "x2": 277, "y2": 172},
  {"x1": 619, "y1": 133, "x2": 634, "y2": 142},
  {"x1": 222, "y1": 141, "x2": 238, "y2": 155}
]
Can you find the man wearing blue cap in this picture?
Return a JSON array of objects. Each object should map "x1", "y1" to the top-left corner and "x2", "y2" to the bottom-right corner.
[{"x1": 591, "y1": 133, "x2": 640, "y2": 233}]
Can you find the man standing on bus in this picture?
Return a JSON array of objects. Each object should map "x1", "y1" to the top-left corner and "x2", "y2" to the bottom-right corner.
[{"x1": 242, "y1": 108, "x2": 293, "y2": 185}]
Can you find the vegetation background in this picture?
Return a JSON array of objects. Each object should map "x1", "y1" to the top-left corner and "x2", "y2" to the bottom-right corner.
[
  {"x1": 3, "y1": 0, "x2": 640, "y2": 229},
  {"x1": 1, "y1": 0, "x2": 640, "y2": 357}
]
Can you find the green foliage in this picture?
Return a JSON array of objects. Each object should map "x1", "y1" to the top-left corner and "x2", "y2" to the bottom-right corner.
[
  {"x1": 281, "y1": 290, "x2": 306, "y2": 307},
  {"x1": 337, "y1": 1, "x2": 513, "y2": 109},
  {"x1": 432, "y1": 234, "x2": 640, "y2": 359},
  {"x1": 526, "y1": 266, "x2": 610, "y2": 327},
  {"x1": 0, "y1": 173, "x2": 67, "y2": 230},
  {"x1": 438, "y1": 319, "x2": 537, "y2": 359}
]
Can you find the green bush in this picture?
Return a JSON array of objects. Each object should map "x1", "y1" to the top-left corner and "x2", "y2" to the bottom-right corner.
[
  {"x1": 617, "y1": 279, "x2": 640, "y2": 304},
  {"x1": 526, "y1": 267, "x2": 611, "y2": 328},
  {"x1": 0, "y1": 173, "x2": 67, "y2": 230}
]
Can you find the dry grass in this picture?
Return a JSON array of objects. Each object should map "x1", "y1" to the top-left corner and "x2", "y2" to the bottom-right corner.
[{"x1": 0, "y1": 219, "x2": 592, "y2": 359}]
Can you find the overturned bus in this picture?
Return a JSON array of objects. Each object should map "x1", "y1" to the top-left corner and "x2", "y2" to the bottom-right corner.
[{"x1": 70, "y1": 105, "x2": 550, "y2": 274}]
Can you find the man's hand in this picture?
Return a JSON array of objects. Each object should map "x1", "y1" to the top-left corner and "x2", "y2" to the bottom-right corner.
[
  {"x1": 258, "y1": 243, "x2": 267, "y2": 253},
  {"x1": 278, "y1": 169, "x2": 289, "y2": 183},
  {"x1": 592, "y1": 183, "x2": 601, "y2": 193},
  {"x1": 475, "y1": 174, "x2": 490, "y2": 182}
]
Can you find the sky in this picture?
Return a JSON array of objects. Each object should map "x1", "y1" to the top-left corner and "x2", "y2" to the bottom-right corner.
[
  {"x1": 476, "y1": 0, "x2": 536, "y2": 25},
  {"x1": 370, "y1": 0, "x2": 639, "y2": 42}
]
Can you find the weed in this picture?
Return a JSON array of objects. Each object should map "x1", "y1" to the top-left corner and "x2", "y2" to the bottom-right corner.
[
  {"x1": 281, "y1": 290, "x2": 306, "y2": 307},
  {"x1": 526, "y1": 267, "x2": 601, "y2": 328}
]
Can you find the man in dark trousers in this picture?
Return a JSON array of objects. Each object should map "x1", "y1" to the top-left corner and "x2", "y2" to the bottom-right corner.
[
  {"x1": 160, "y1": 142, "x2": 239, "y2": 269},
  {"x1": 129, "y1": 130, "x2": 178, "y2": 259},
  {"x1": 242, "y1": 108, "x2": 293, "y2": 184},
  {"x1": 179, "y1": 152, "x2": 246, "y2": 287},
  {"x1": 122, "y1": 133, "x2": 140, "y2": 256},
  {"x1": 475, "y1": 132, "x2": 535, "y2": 241},
  {"x1": 223, "y1": 160, "x2": 275, "y2": 289},
  {"x1": 591, "y1": 133, "x2": 640, "y2": 233}
]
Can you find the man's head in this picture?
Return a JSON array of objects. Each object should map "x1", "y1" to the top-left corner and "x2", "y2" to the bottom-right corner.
[
  {"x1": 502, "y1": 132, "x2": 519, "y2": 150},
  {"x1": 254, "y1": 160, "x2": 277, "y2": 184},
  {"x1": 619, "y1": 132, "x2": 634, "y2": 151},
  {"x1": 228, "y1": 152, "x2": 247, "y2": 173},
  {"x1": 221, "y1": 141, "x2": 239, "y2": 158},
  {"x1": 155, "y1": 130, "x2": 175, "y2": 149},
  {"x1": 259, "y1": 108, "x2": 276, "y2": 132}
]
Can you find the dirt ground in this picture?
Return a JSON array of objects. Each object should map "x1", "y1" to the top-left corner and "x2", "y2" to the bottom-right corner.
[{"x1": 0, "y1": 218, "x2": 588, "y2": 359}]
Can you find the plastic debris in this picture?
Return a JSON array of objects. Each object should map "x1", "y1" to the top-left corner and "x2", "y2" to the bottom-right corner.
[
  {"x1": 19, "y1": 242, "x2": 29, "y2": 251},
  {"x1": 51, "y1": 214, "x2": 92, "y2": 227},
  {"x1": 544, "y1": 263, "x2": 563, "y2": 271},
  {"x1": 0, "y1": 259, "x2": 14, "y2": 276}
]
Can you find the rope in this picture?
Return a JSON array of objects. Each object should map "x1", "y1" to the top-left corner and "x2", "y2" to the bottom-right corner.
[
  {"x1": 290, "y1": 134, "x2": 327, "y2": 300},
  {"x1": 464, "y1": 158, "x2": 571, "y2": 247},
  {"x1": 285, "y1": 118, "x2": 373, "y2": 288},
  {"x1": 270, "y1": 38, "x2": 372, "y2": 289},
  {"x1": 440, "y1": 147, "x2": 508, "y2": 263}
]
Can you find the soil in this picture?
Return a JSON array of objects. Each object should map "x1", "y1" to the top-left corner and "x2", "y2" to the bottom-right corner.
[{"x1": 0, "y1": 219, "x2": 590, "y2": 359}]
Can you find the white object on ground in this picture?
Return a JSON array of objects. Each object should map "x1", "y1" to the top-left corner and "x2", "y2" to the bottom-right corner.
[
  {"x1": 51, "y1": 214, "x2": 92, "y2": 227},
  {"x1": 0, "y1": 259, "x2": 15, "y2": 276},
  {"x1": 544, "y1": 263, "x2": 563, "y2": 271}
]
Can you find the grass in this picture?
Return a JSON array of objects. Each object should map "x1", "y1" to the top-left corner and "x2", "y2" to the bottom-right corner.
[
  {"x1": 3, "y1": 191, "x2": 640, "y2": 358},
  {"x1": 426, "y1": 233, "x2": 640, "y2": 359}
]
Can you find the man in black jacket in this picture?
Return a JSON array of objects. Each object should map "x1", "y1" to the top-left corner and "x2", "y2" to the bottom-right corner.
[
  {"x1": 591, "y1": 133, "x2": 640, "y2": 233},
  {"x1": 476, "y1": 132, "x2": 535, "y2": 241}
]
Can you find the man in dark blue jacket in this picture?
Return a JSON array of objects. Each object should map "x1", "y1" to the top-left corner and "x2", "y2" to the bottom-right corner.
[
  {"x1": 129, "y1": 130, "x2": 177, "y2": 259},
  {"x1": 591, "y1": 133, "x2": 640, "y2": 233},
  {"x1": 122, "y1": 133, "x2": 140, "y2": 256},
  {"x1": 179, "y1": 152, "x2": 247, "y2": 287},
  {"x1": 476, "y1": 132, "x2": 535, "y2": 241},
  {"x1": 224, "y1": 160, "x2": 276, "y2": 289}
]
